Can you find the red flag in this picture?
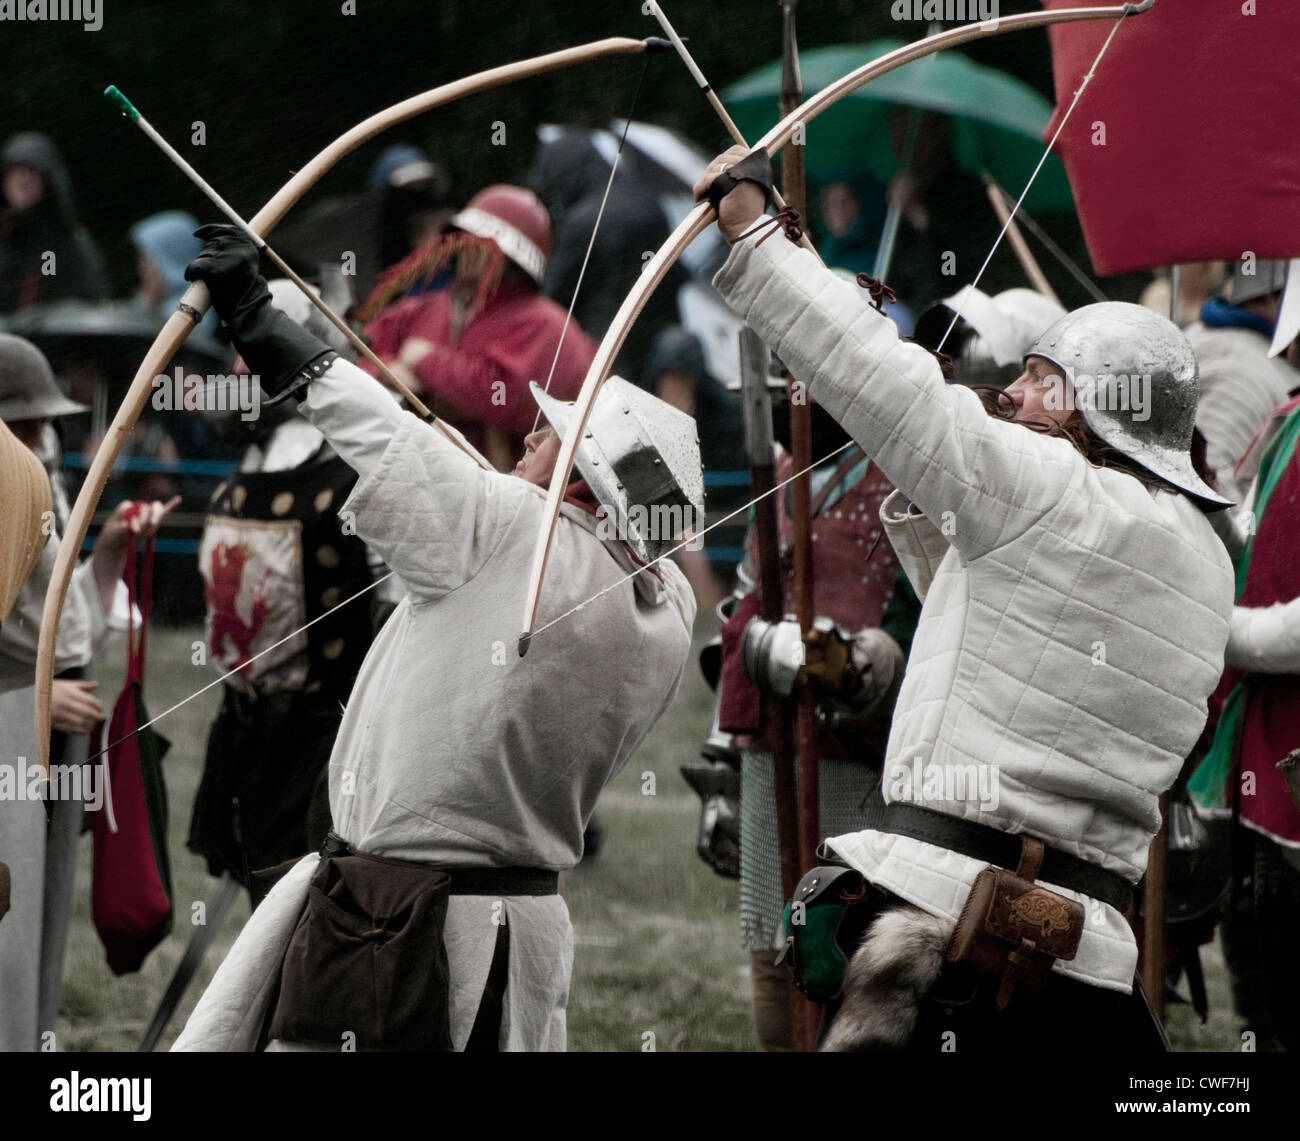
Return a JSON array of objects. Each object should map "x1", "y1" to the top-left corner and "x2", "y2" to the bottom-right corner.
[{"x1": 1044, "y1": 0, "x2": 1300, "y2": 275}]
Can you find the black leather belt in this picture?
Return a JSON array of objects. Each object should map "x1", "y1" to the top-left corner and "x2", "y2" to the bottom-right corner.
[
  {"x1": 860, "y1": 792, "x2": 1135, "y2": 913},
  {"x1": 319, "y1": 833, "x2": 558, "y2": 896}
]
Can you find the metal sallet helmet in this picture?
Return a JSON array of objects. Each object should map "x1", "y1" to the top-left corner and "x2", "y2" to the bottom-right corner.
[
  {"x1": 530, "y1": 376, "x2": 705, "y2": 563},
  {"x1": 1026, "y1": 302, "x2": 1230, "y2": 508}
]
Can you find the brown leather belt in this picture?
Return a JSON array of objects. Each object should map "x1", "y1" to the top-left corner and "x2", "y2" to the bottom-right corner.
[{"x1": 860, "y1": 791, "x2": 1135, "y2": 913}]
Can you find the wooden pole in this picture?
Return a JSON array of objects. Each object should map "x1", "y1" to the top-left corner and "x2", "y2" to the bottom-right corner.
[
  {"x1": 738, "y1": 329, "x2": 803, "y2": 919},
  {"x1": 779, "y1": 0, "x2": 821, "y2": 1053},
  {"x1": 983, "y1": 175, "x2": 1061, "y2": 305}
]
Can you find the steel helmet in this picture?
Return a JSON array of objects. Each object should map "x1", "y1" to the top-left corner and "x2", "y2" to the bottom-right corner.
[
  {"x1": 0, "y1": 334, "x2": 87, "y2": 422},
  {"x1": 1026, "y1": 302, "x2": 1230, "y2": 508},
  {"x1": 449, "y1": 185, "x2": 551, "y2": 286},
  {"x1": 529, "y1": 376, "x2": 704, "y2": 564}
]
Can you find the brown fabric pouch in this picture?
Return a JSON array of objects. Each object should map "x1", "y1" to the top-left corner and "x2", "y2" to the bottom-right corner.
[
  {"x1": 947, "y1": 836, "x2": 1085, "y2": 1009},
  {"x1": 269, "y1": 850, "x2": 453, "y2": 1050}
]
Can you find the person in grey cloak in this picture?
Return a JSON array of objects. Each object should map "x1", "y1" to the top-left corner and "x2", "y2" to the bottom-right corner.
[
  {"x1": 172, "y1": 224, "x2": 697, "y2": 1052},
  {"x1": 0, "y1": 132, "x2": 109, "y2": 313},
  {"x1": 0, "y1": 333, "x2": 174, "y2": 1051}
]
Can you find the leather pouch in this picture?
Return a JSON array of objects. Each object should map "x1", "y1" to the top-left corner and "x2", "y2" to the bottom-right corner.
[
  {"x1": 780, "y1": 863, "x2": 873, "y2": 1002},
  {"x1": 947, "y1": 836, "x2": 1085, "y2": 1009},
  {"x1": 269, "y1": 850, "x2": 453, "y2": 1050}
]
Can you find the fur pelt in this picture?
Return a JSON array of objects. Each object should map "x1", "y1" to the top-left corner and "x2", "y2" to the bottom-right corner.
[{"x1": 820, "y1": 904, "x2": 954, "y2": 1052}]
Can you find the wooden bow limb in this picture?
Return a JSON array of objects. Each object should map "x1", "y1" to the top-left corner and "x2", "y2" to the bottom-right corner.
[
  {"x1": 33, "y1": 35, "x2": 659, "y2": 774},
  {"x1": 106, "y1": 85, "x2": 444, "y2": 425},
  {"x1": 518, "y1": 3, "x2": 1153, "y2": 652}
]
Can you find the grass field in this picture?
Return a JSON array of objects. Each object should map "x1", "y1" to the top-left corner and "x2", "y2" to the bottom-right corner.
[{"x1": 54, "y1": 622, "x2": 1241, "y2": 1052}]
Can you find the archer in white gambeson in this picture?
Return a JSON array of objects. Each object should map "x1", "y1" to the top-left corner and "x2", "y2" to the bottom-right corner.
[
  {"x1": 700, "y1": 145, "x2": 1234, "y2": 1050},
  {"x1": 172, "y1": 225, "x2": 695, "y2": 1052}
]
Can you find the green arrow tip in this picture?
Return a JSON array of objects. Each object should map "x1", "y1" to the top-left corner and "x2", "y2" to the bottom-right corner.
[{"x1": 103, "y1": 86, "x2": 140, "y2": 122}]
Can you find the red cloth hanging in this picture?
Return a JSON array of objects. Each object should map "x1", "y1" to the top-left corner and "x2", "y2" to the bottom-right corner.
[
  {"x1": 1044, "y1": 0, "x2": 1300, "y2": 274},
  {"x1": 92, "y1": 507, "x2": 173, "y2": 975}
]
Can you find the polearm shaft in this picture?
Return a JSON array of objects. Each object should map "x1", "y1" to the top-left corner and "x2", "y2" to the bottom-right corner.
[
  {"x1": 777, "y1": 0, "x2": 819, "y2": 876},
  {"x1": 103, "y1": 85, "x2": 473, "y2": 455},
  {"x1": 641, "y1": 2, "x2": 822, "y2": 261},
  {"x1": 737, "y1": 328, "x2": 803, "y2": 920},
  {"x1": 982, "y1": 175, "x2": 1060, "y2": 305},
  {"x1": 778, "y1": 0, "x2": 822, "y2": 1055},
  {"x1": 986, "y1": 177, "x2": 1108, "y2": 303},
  {"x1": 648, "y1": 0, "x2": 817, "y2": 1049}
]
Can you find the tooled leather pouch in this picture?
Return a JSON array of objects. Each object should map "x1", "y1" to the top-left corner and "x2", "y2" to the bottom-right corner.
[{"x1": 947, "y1": 836, "x2": 1085, "y2": 1008}]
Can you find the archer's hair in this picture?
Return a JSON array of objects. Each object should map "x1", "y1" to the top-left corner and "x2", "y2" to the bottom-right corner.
[{"x1": 969, "y1": 384, "x2": 1174, "y2": 495}]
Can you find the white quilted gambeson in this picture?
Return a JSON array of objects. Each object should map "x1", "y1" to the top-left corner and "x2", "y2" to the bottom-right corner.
[
  {"x1": 716, "y1": 234, "x2": 1234, "y2": 991},
  {"x1": 175, "y1": 360, "x2": 696, "y2": 1050}
]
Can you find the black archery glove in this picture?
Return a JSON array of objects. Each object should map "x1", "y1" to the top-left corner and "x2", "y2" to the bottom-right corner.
[
  {"x1": 185, "y1": 224, "x2": 336, "y2": 404},
  {"x1": 704, "y1": 147, "x2": 775, "y2": 214}
]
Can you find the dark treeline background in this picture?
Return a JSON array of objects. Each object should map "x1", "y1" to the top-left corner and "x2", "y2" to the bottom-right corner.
[{"x1": 0, "y1": 0, "x2": 1130, "y2": 305}]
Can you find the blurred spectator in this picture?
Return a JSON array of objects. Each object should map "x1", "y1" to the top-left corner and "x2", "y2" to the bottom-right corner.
[
  {"x1": 0, "y1": 132, "x2": 108, "y2": 313},
  {"x1": 122, "y1": 210, "x2": 230, "y2": 508},
  {"x1": 0, "y1": 332, "x2": 174, "y2": 1050},
  {"x1": 532, "y1": 129, "x2": 680, "y2": 384},
  {"x1": 129, "y1": 210, "x2": 217, "y2": 334},
  {"x1": 360, "y1": 184, "x2": 595, "y2": 470},
  {"x1": 1140, "y1": 261, "x2": 1226, "y2": 328},
  {"x1": 276, "y1": 143, "x2": 453, "y2": 304},
  {"x1": 816, "y1": 169, "x2": 887, "y2": 275},
  {"x1": 369, "y1": 144, "x2": 455, "y2": 279},
  {"x1": 884, "y1": 111, "x2": 1007, "y2": 310}
]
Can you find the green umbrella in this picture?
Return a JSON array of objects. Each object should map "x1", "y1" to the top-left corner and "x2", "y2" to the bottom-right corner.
[{"x1": 722, "y1": 40, "x2": 1074, "y2": 214}]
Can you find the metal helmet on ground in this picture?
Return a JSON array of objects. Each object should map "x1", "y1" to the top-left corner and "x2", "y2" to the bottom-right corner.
[
  {"x1": 529, "y1": 376, "x2": 705, "y2": 564},
  {"x1": 914, "y1": 285, "x2": 1065, "y2": 388},
  {"x1": 1026, "y1": 301, "x2": 1230, "y2": 508},
  {"x1": 450, "y1": 185, "x2": 551, "y2": 286},
  {"x1": 0, "y1": 333, "x2": 88, "y2": 422}
]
